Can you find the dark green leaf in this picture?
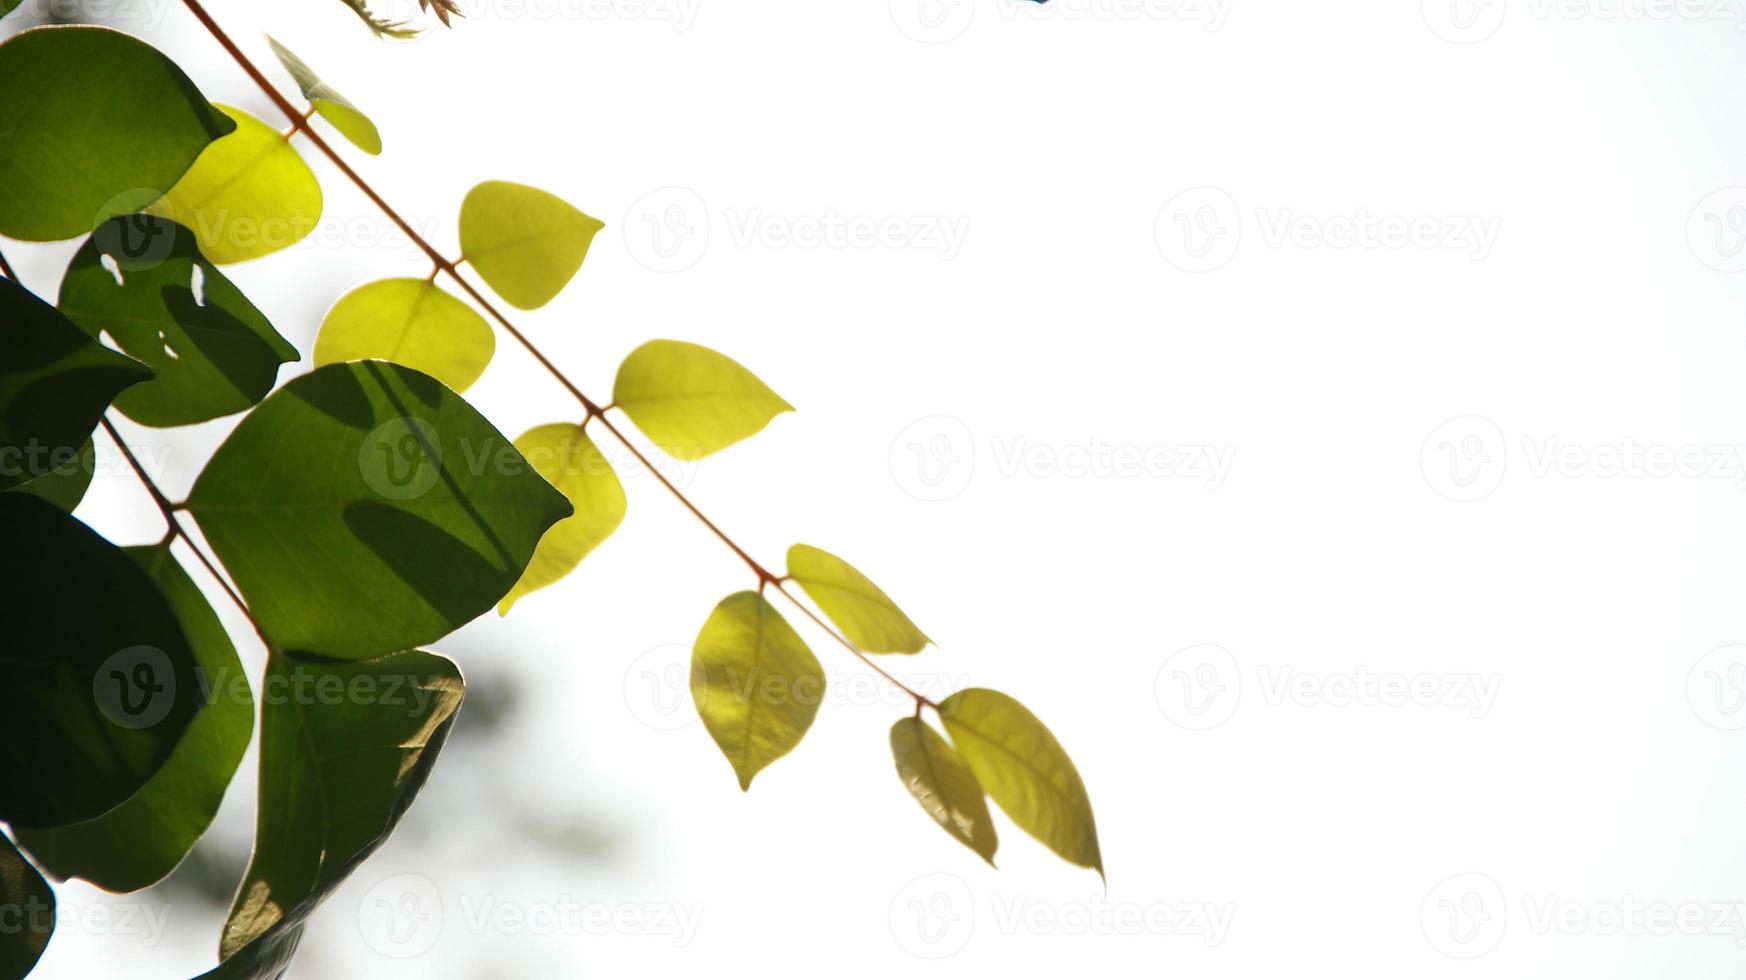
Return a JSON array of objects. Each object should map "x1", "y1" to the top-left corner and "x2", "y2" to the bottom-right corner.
[
  {"x1": 0, "y1": 832, "x2": 53, "y2": 977},
  {"x1": 0, "y1": 26, "x2": 235, "y2": 241},
  {"x1": 58, "y1": 215, "x2": 299, "y2": 427},
  {"x1": 186, "y1": 361, "x2": 572, "y2": 659},
  {"x1": 938, "y1": 688, "x2": 1103, "y2": 877},
  {"x1": 691, "y1": 591, "x2": 824, "y2": 789},
  {"x1": 0, "y1": 495, "x2": 204, "y2": 828},
  {"x1": 199, "y1": 649, "x2": 463, "y2": 979},
  {"x1": 17, "y1": 545, "x2": 253, "y2": 893},
  {"x1": 0, "y1": 276, "x2": 150, "y2": 491},
  {"x1": 6, "y1": 437, "x2": 93, "y2": 512},
  {"x1": 890, "y1": 717, "x2": 998, "y2": 865}
]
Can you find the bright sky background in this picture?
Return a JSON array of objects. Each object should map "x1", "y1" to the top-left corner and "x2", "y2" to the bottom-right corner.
[{"x1": 9, "y1": 0, "x2": 1746, "y2": 976}]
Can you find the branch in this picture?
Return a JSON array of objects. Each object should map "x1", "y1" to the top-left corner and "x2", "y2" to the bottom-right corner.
[{"x1": 176, "y1": 0, "x2": 936, "y2": 707}]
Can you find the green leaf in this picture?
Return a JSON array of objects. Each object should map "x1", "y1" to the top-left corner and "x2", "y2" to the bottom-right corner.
[
  {"x1": 498, "y1": 423, "x2": 626, "y2": 614},
  {"x1": 0, "y1": 832, "x2": 53, "y2": 977},
  {"x1": 0, "y1": 0, "x2": 22, "y2": 19},
  {"x1": 6, "y1": 437, "x2": 93, "y2": 512},
  {"x1": 186, "y1": 361, "x2": 572, "y2": 659},
  {"x1": 0, "y1": 25, "x2": 234, "y2": 241},
  {"x1": 938, "y1": 688, "x2": 1103, "y2": 877},
  {"x1": 0, "y1": 276, "x2": 150, "y2": 492},
  {"x1": 58, "y1": 215, "x2": 300, "y2": 427},
  {"x1": 458, "y1": 180, "x2": 603, "y2": 310},
  {"x1": 198, "y1": 649, "x2": 463, "y2": 979},
  {"x1": 148, "y1": 105, "x2": 323, "y2": 264},
  {"x1": 265, "y1": 36, "x2": 382, "y2": 155},
  {"x1": 16, "y1": 545, "x2": 253, "y2": 894},
  {"x1": 0, "y1": 495, "x2": 204, "y2": 828},
  {"x1": 890, "y1": 717, "x2": 998, "y2": 866},
  {"x1": 692, "y1": 592, "x2": 824, "y2": 790},
  {"x1": 613, "y1": 340, "x2": 794, "y2": 460},
  {"x1": 313, "y1": 278, "x2": 493, "y2": 393},
  {"x1": 787, "y1": 544, "x2": 929, "y2": 654}
]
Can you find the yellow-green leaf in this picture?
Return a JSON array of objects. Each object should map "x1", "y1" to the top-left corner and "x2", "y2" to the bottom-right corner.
[
  {"x1": 788, "y1": 543, "x2": 928, "y2": 654},
  {"x1": 458, "y1": 180, "x2": 603, "y2": 310},
  {"x1": 891, "y1": 717, "x2": 998, "y2": 866},
  {"x1": 938, "y1": 688, "x2": 1102, "y2": 876},
  {"x1": 266, "y1": 36, "x2": 382, "y2": 155},
  {"x1": 148, "y1": 104, "x2": 322, "y2": 264},
  {"x1": 313, "y1": 278, "x2": 494, "y2": 392},
  {"x1": 498, "y1": 423, "x2": 626, "y2": 614},
  {"x1": 692, "y1": 592, "x2": 823, "y2": 790},
  {"x1": 613, "y1": 340, "x2": 794, "y2": 460}
]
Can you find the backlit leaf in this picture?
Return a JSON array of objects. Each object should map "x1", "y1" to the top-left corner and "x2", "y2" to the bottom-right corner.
[
  {"x1": 58, "y1": 215, "x2": 299, "y2": 426},
  {"x1": 458, "y1": 180, "x2": 603, "y2": 310},
  {"x1": 186, "y1": 361, "x2": 572, "y2": 659},
  {"x1": 313, "y1": 278, "x2": 493, "y2": 393},
  {"x1": 265, "y1": 36, "x2": 382, "y2": 155},
  {"x1": 890, "y1": 717, "x2": 998, "y2": 865},
  {"x1": 148, "y1": 105, "x2": 323, "y2": 264},
  {"x1": 6, "y1": 438, "x2": 92, "y2": 512},
  {"x1": 0, "y1": 276, "x2": 150, "y2": 491},
  {"x1": 0, "y1": 25, "x2": 234, "y2": 241},
  {"x1": 498, "y1": 423, "x2": 626, "y2": 614},
  {"x1": 692, "y1": 591, "x2": 823, "y2": 790},
  {"x1": 788, "y1": 544, "x2": 929, "y2": 654},
  {"x1": 0, "y1": 833, "x2": 53, "y2": 977},
  {"x1": 613, "y1": 340, "x2": 794, "y2": 460},
  {"x1": 0, "y1": 495, "x2": 204, "y2": 829},
  {"x1": 16, "y1": 545, "x2": 253, "y2": 894},
  {"x1": 199, "y1": 649, "x2": 463, "y2": 979},
  {"x1": 938, "y1": 688, "x2": 1103, "y2": 877}
]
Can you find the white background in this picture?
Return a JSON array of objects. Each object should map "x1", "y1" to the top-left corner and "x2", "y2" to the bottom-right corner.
[{"x1": 8, "y1": 0, "x2": 1746, "y2": 976}]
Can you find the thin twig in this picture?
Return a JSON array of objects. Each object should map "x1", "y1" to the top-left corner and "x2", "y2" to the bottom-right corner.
[
  {"x1": 176, "y1": 0, "x2": 935, "y2": 707},
  {"x1": 99, "y1": 416, "x2": 274, "y2": 650},
  {"x1": 0, "y1": 246, "x2": 16, "y2": 281}
]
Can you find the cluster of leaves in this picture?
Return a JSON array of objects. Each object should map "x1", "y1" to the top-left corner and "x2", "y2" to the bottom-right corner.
[{"x1": 0, "y1": 10, "x2": 1099, "y2": 980}]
